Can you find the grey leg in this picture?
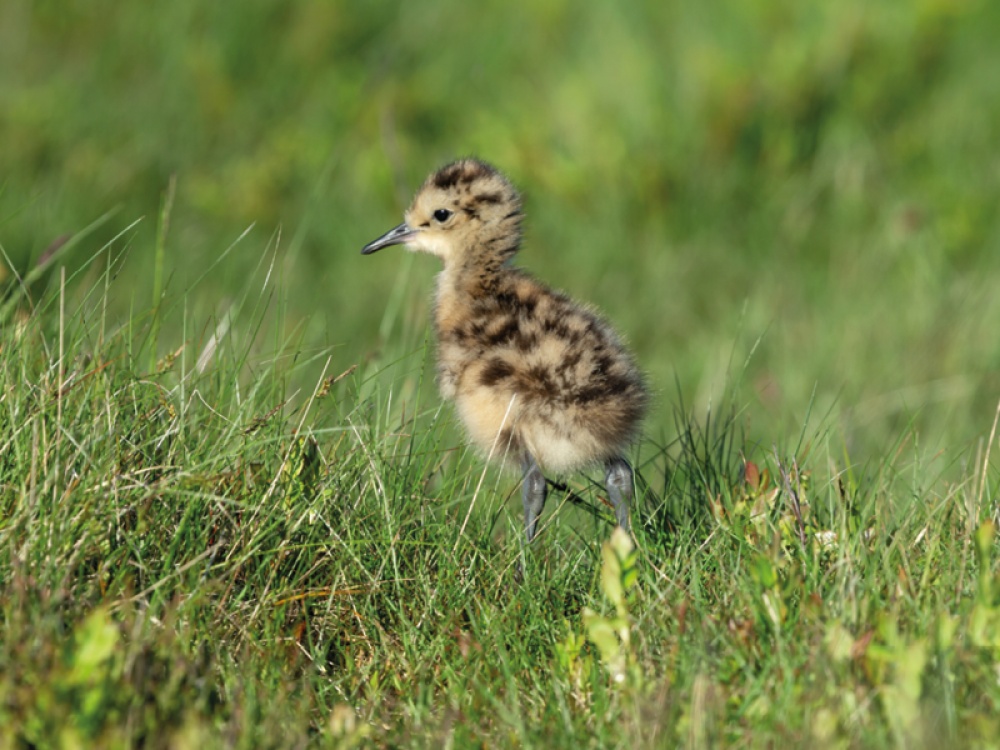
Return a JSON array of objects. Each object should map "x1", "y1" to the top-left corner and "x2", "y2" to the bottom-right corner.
[
  {"x1": 605, "y1": 457, "x2": 634, "y2": 531},
  {"x1": 522, "y1": 454, "x2": 548, "y2": 543}
]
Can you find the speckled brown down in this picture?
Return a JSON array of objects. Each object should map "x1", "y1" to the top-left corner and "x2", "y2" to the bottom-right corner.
[{"x1": 362, "y1": 158, "x2": 648, "y2": 542}]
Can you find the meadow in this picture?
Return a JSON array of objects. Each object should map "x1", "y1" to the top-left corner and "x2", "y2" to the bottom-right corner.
[{"x1": 2, "y1": 0, "x2": 1000, "y2": 746}]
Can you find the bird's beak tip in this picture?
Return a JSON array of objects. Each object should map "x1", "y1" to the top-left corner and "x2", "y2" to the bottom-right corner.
[{"x1": 361, "y1": 222, "x2": 415, "y2": 256}]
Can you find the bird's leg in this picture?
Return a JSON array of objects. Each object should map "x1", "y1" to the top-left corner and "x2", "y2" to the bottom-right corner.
[
  {"x1": 605, "y1": 457, "x2": 634, "y2": 531},
  {"x1": 521, "y1": 453, "x2": 548, "y2": 544}
]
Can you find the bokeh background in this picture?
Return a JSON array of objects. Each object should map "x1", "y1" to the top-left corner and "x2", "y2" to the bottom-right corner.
[{"x1": 3, "y1": 0, "x2": 999, "y2": 460}]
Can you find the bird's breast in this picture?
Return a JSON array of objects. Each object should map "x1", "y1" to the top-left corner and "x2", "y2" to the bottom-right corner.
[{"x1": 430, "y1": 268, "x2": 648, "y2": 471}]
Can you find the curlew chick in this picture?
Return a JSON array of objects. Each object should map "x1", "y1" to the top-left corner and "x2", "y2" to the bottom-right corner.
[{"x1": 362, "y1": 159, "x2": 648, "y2": 543}]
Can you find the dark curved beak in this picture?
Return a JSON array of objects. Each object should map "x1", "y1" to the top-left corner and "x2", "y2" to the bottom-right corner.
[{"x1": 361, "y1": 223, "x2": 416, "y2": 255}]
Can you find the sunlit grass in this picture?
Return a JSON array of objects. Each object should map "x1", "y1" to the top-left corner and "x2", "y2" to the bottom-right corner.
[{"x1": 1, "y1": 234, "x2": 999, "y2": 746}]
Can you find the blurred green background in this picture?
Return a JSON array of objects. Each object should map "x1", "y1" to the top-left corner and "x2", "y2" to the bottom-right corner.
[{"x1": 2, "y1": 0, "x2": 999, "y2": 458}]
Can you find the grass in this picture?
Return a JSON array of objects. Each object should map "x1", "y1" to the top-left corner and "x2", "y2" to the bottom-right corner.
[
  {"x1": 3, "y1": 0, "x2": 1000, "y2": 746},
  {"x1": 2, "y1": 239, "x2": 1000, "y2": 748}
]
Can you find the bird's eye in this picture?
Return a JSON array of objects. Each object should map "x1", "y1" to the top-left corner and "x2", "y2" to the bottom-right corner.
[{"x1": 432, "y1": 208, "x2": 452, "y2": 223}]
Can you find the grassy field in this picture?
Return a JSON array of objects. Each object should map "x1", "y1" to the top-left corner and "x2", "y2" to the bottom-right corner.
[{"x1": 3, "y1": 0, "x2": 1000, "y2": 746}]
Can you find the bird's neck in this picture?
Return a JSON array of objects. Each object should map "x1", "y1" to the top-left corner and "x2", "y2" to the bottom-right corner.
[
  {"x1": 445, "y1": 240, "x2": 515, "y2": 290},
  {"x1": 433, "y1": 255, "x2": 510, "y2": 336}
]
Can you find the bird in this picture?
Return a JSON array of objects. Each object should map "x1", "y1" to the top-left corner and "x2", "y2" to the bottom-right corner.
[{"x1": 362, "y1": 158, "x2": 648, "y2": 544}]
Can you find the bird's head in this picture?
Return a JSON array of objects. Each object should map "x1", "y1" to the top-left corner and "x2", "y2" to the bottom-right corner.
[{"x1": 362, "y1": 159, "x2": 523, "y2": 268}]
